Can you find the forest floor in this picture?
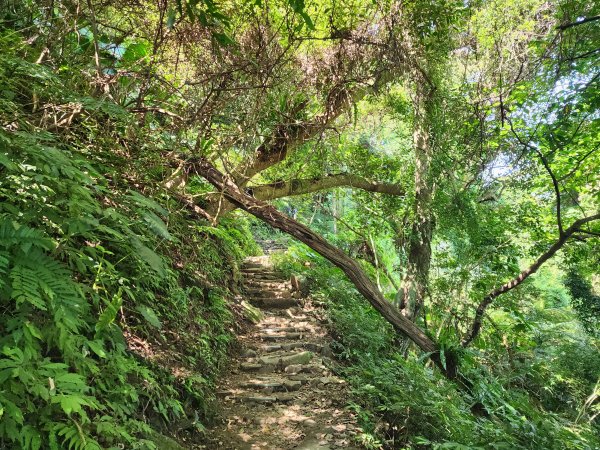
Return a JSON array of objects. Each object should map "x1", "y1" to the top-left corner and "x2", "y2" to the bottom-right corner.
[{"x1": 200, "y1": 255, "x2": 363, "y2": 450}]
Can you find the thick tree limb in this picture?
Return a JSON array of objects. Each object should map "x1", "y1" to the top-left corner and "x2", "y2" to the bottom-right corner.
[
  {"x1": 558, "y1": 15, "x2": 600, "y2": 31},
  {"x1": 231, "y1": 75, "x2": 391, "y2": 187},
  {"x1": 249, "y1": 173, "x2": 405, "y2": 201},
  {"x1": 462, "y1": 212, "x2": 600, "y2": 346},
  {"x1": 205, "y1": 169, "x2": 404, "y2": 216},
  {"x1": 192, "y1": 158, "x2": 459, "y2": 379}
]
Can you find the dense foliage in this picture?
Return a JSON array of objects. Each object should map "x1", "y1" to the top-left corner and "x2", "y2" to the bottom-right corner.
[
  {"x1": 0, "y1": 16, "x2": 259, "y2": 449},
  {"x1": 0, "y1": 0, "x2": 598, "y2": 448},
  {"x1": 275, "y1": 245, "x2": 600, "y2": 449}
]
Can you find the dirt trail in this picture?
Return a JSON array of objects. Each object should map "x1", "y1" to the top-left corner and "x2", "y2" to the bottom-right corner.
[{"x1": 203, "y1": 256, "x2": 363, "y2": 450}]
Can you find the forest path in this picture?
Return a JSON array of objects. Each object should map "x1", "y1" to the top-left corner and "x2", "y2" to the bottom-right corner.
[{"x1": 203, "y1": 255, "x2": 362, "y2": 450}]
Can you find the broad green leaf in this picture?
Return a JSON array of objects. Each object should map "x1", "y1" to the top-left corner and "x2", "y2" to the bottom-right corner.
[{"x1": 136, "y1": 305, "x2": 162, "y2": 329}]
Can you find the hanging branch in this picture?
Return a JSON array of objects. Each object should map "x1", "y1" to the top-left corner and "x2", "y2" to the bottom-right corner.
[
  {"x1": 85, "y1": 0, "x2": 103, "y2": 78},
  {"x1": 558, "y1": 15, "x2": 600, "y2": 31},
  {"x1": 508, "y1": 118, "x2": 564, "y2": 236}
]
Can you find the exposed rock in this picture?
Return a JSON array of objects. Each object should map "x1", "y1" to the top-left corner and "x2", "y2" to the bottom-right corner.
[
  {"x1": 242, "y1": 348, "x2": 258, "y2": 358},
  {"x1": 259, "y1": 332, "x2": 302, "y2": 341},
  {"x1": 259, "y1": 351, "x2": 313, "y2": 366}
]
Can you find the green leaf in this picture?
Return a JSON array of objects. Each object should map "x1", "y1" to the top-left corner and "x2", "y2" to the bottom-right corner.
[
  {"x1": 55, "y1": 395, "x2": 86, "y2": 415},
  {"x1": 24, "y1": 321, "x2": 42, "y2": 340},
  {"x1": 95, "y1": 290, "x2": 123, "y2": 336},
  {"x1": 439, "y1": 346, "x2": 447, "y2": 370},
  {"x1": 213, "y1": 32, "x2": 236, "y2": 46},
  {"x1": 131, "y1": 237, "x2": 167, "y2": 278},
  {"x1": 143, "y1": 211, "x2": 173, "y2": 241},
  {"x1": 87, "y1": 341, "x2": 106, "y2": 358},
  {"x1": 121, "y1": 41, "x2": 150, "y2": 64},
  {"x1": 136, "y1": 305, "x2": 162, "y2": 329},
  {"x1": 166, "y1": 8, "x2": 177, "y2": 29},
  {"x1": 127, "y1": 190, "x2": 168, "y2": 216}
]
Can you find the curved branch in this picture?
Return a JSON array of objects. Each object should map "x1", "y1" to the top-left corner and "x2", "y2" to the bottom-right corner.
[
  {"x1": 231, "y1": 72, "x2": 392, "y2": 186},
  {"x1": 462, "y1": 212, "x2": 600, "y2": 346},
  {"x1": 249, "y1": 173, "x2": 405, "y2": 201},
  {"x1": 508, "y1": 118, "x2": 564, "y2": 236}
]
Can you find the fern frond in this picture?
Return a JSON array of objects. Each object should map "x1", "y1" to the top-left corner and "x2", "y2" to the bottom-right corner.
[
  {"x1": 0, "y1": 250, "x2": 10, "y2": 290},
  {"x1": 0, "y1": 219, "x2": 55, "y2": 253}
]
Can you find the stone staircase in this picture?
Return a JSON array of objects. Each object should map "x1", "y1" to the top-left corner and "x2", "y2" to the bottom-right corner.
[
  {"x1": 255, "y1": 239, "x2": 289, "y2": 255},
  {"x1": 204, "y1": 256, "x2": 362, "y2": 450}
]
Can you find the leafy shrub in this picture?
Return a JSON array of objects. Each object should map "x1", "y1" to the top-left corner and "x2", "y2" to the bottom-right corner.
[
  {"x1": 0, "y1": 34, "x2": 255, "y2": 448},
  {"x1": 275, "y1": 245, "x2": 600, "y2": 449}
]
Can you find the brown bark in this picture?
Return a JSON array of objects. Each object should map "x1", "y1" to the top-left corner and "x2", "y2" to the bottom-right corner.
[
  {"x1": 205, "y1": 170, "x2": 404, "y2": 216},
  {"x1": 231, "y1": 74, "x2": 392, "y2": 187},
  {"x1": 192, "y1": 158, "x2": 459, "y2": 379},
  {"x1": 462, "y1": 212, "x2": 600, "y2": 346},
  {"x1": 249, "y1": 173, "x2": 405, "y2": 201}
]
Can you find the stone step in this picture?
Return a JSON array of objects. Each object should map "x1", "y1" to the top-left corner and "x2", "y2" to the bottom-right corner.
[
  {"x1": 254, "y1": 339, "x2": 329, "y2": 355},
  {"x1": 284, "y1": 363, "x2": 327, "y2": 375},
  {"x1": 241, "y1": 379, "x2": 302, "y2": 392},
  {"x1": 244, "y1": 288, "x2": 292, "y2": 298},
  {"x1": 259, "y1": 342, "x2": 304, "y2": 352},
  {"x1": 244, "y1": 283, "x2": 291, "y2": 291},
  {"x1": 258, "y1": 350, "x2": 313, "y2": 366},
  {"x1": 244, "y1": 281, "x2": 289, "y2": 289},
  {"x1": 242, "y1": 267, "x2": 279, "y2": 275},
  {"x1": 243, "y1": 272, "x2": 281, "y2": 280},
  {"x1": 249, "y1": 297, "x2": 299, "y2": 309},
  {"x1": 242, "y1": 262, "x2": 265, "y2": 269},
  {"x1": 239, "y1": 362, "x2": 276, "y2": 373},
  {"x1": 237, "y1": 392, "x2": 296, "y2": 404},
  {"x1": 259, "y1": 325, "x2": 312, "y2": 333},
  {"x1": 259, "y1": 332, "x2": 302, "y2": 341},
  {"x1": 239, "y1": 360, "x2": 323, "y2": 375},
  {"x1": 287, "y1": 373, "x2": 318, "y2": 383}
]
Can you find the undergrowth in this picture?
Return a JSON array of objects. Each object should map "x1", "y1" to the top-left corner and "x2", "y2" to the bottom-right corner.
[
  {"x1": 0, "y1": 32, "x2": 258, "y2": 449},
  {"x1": 274, "y1": 244, "x2": 600, "y2": 450}
]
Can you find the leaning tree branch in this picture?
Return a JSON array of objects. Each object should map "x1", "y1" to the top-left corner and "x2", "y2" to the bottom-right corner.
[
  {"x1": 536, "y1": 148, "x2": 564, "y2": 236},
  {"x1": 191, "y1": 157, "x2": 463, "y2": 380},
  {"x1": 231, "y1": 72, "x2": 392, "y2": 187},
  {"x1": 558, "y1": 15, "x2": 600, "y2": 31},
  {"x1": 462, "y1": 212, "x2": 600, "y2": 347},
  {"x1": 249, "y1": 173, "x2": 405, "y2": 201},
  {"x1": 204, "y1": 169, "x2": 404, "y2": 216}
]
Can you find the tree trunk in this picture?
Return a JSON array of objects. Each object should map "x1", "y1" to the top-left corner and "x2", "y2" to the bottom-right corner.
[
  {"x1": 192, "y1": 158, "x2": 458, "y2": 380},
  {"x1": 398, "y1": 81, "x2": 434, "y2": 321}
]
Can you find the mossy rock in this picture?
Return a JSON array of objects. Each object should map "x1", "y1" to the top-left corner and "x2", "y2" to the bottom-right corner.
[{"x1": 241, "y1": 300, "x2": 263, "y2": 323}]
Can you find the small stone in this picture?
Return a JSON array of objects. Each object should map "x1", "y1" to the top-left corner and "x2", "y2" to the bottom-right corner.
[
  {"x1": 283, "y1": 380, "x2": 302, "y2": 391},
  {"x1": 284, "y1": 364, "x2": 304, "y2": 374},
  {"x1": 242, "y1": 395, "x2": 277, "y2": 404},
  {"x1": 320, "y1": 343, "x2": 334, "y2": 357},
  {"x1": 262, "y1": 344, "x2": 282, "y2": 352},
  {"x1": 319, "y1": 376, "x2": 345, "y2": 385},
  {"x1": 324, "y1": 424, "x2": 346, "y2": 433},
  {"x1": 260, "y1": 332, "x2": 301, "y2": 341},
  {"x1": 275, "y1": 392, "x2": 296, "y2": 403}
]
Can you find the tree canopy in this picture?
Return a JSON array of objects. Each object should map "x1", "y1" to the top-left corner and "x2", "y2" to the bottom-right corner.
[{"x1": 0, "y1": 0, "x2": 599, "y2": 448}]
